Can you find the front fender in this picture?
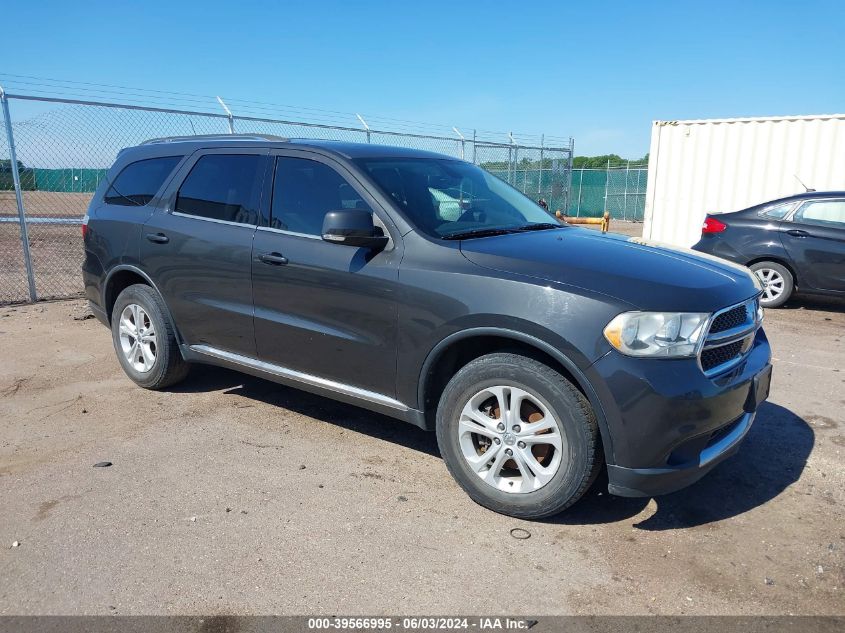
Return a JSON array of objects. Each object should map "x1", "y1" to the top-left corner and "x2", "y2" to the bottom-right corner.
[{"x1": 408, "y1": 323, "x2": 616, "y2": 462}]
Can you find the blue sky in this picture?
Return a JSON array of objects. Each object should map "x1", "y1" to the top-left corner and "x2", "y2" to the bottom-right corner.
[{"x1": 2, "y1": 0, "x2": 843, "y2": 157}]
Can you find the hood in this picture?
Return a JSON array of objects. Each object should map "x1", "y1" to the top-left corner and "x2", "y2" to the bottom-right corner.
[{"x1": 459, "y1": 227, "x2": 761, "y2": 312}]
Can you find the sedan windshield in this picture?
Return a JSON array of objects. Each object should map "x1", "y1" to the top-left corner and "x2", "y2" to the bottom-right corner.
[{"x1": 355, "y1": 157, "x2": 562, "y2": 239}]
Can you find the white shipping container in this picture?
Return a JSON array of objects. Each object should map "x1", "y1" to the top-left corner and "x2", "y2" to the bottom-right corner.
[{"x1": 643, "y1": 114, "x2": 845, "y2": 247}]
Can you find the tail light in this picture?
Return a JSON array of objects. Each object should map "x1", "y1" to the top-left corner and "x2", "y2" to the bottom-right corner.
[
  {"x1": 702, "y1": 216, "x2": 727, "y2": 234},
  {"x1": 81, "y1": 214, "x2": 89, "y2": 239}
]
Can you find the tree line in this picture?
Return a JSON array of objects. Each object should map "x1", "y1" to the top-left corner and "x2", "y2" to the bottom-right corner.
[{"x1": 480, "y1": 153, "x2": 649, "y2": 171}]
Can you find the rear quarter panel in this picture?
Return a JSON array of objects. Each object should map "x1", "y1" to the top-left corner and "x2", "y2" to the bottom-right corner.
[
  {"x1": 83, "y1": 149, "x2": 190, "y2": 313},
  {"x1": 695, "y1": 213, "x2": 788, "y2": 266}
]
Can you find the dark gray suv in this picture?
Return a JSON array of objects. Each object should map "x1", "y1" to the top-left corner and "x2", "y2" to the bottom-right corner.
[{"x1": 82, "y1": 135, "x2": 772, "y2": 518}]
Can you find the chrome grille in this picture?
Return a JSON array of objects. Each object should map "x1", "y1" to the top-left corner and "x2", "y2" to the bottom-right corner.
[{"x1": 699, "y1": 297, "x2": 761, "y2": 377}]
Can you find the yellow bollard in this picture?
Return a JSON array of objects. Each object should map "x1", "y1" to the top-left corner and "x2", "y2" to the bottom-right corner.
[{"x1": 555, "y1": 210, "x2": 612, "y2": 233}]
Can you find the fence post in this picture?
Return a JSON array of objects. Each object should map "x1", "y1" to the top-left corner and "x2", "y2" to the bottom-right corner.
[
  {"x1": 537, "y1": 134, "x2": 544, "y2": 198},
  {"x1": 567, "y1": 137, "x2": 575, "y2": 215},
  {"x1": 507, "y1": 132, "x2": 513, "y2": 185},
  {"x1": 453, "y1": 127, "x2": 465, "y2": 160},
  {"x1": 623, "y1": 160, "x2": 629, "y2": 221},
  {"x1": 356, "y1": 114, "x2": 371, "y2": 143},
  {"x1": 471, "y1": 129, "x2": 477, "y2": 164},
  {"x1": 576, "y1": 167, "x2": 584, "y2": 217},
  {"x1": 216, "y1": 96, "x2": 235, "y2": 133},
  {"x1": 603, "y1": 157, "x2": 611, "y2": 218},
  {"x1": 637, "y1": 168, "x2": 643, "y2": 220},
  {"x1": 0, "y1": 88, "x2": 37, "y2": 302}
]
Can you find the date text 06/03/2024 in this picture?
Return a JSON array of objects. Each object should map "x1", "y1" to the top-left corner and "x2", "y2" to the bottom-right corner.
[{"x1": 307, "y1": 617, "x2": 536, "y2": 630}]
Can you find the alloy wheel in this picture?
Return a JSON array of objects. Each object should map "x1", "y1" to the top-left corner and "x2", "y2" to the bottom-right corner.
[
  {"x1": 457, "y1": 385, "x2": 566, "y2": 494},
  {"x1": 118, "y1": 304, "x2": 157, "y2": 373},
  {"x1": 754, "y1": 268, "x2": 785, "y2": 304}
]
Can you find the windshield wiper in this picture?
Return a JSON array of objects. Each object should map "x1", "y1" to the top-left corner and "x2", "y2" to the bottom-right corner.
[
  {"x1": 515, "y1": 222, "x2": 563, "y2": 232},
  {"x1": 441, "y1": 227, "x2": 521, "y2": 240},
  {"x1": 442, "y1": 223, "x2": 563, "y2": 240}
]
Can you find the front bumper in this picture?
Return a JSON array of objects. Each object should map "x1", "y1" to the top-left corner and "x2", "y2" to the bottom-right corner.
[
  {"x1": 585, "y1": 327, "x2": 772, "y2": 497},
  {"x1": 606, "y1": 411, "x2": 755, "y2": 497}
]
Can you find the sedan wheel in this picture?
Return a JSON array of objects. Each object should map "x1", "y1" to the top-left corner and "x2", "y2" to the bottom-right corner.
[
  {"x1": 755, "y1": 268, "x2": 785, "y2": 304},
  {"x1": 750, "y1": 261, "x2": 794, "y2": 308}
]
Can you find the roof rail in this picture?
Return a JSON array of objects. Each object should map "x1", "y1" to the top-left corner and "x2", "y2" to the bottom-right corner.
[{"x1": 140, "y1": 134, "x2": 289, "y2": 145}]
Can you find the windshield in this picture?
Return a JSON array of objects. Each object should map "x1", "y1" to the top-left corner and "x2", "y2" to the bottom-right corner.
[{"x1": 355, "y1": 158, "x2": 562, "y2": 239}]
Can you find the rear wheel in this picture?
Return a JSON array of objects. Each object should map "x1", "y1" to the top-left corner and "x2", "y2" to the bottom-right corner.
[
  {"x1": 111, "y1": 284, "x2": 189, "y2": 389},
  {"x1": 750, "y1": 261, "x2": 793, "y2": 308},
  {"x1": 435, "y1": 353, "x2": 601, "y2": 519}
]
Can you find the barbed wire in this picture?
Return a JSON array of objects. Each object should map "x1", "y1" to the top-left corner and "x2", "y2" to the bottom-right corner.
[{"x1": 0, "y1": 73, "x2": 572, "y2": 148}]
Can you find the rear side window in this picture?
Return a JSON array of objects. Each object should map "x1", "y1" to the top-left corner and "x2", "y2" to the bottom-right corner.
[
  {"x1": 794, "y1": 199, "x2": 845, "y2": 228},
  {"x1": 759, "y1": 201, "x2": 795, "y2": 219},
  {"x1": 270, "y1": 157, "x2": 370, "y2": 235},
  {"x1": 175, "y1": 154, "x2": 263, "y2": 225},
  {"x1": 104, "y1": 156, "x2": 182, "y2": 206}
]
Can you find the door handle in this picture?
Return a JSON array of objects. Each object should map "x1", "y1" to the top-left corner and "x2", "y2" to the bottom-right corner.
[
  {"x1": 258, "y1": 252, "x2": 289, "y2": 266},
  {"x1": 786, "y1": 229, "x2": 810, "y2": 238},
  {"x1": 145, "y1": 232, "x2": 169, "y2": 244}
]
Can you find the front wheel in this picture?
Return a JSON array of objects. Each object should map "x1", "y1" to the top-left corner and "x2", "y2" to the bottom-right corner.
[
  {"x1": 750, "y1": 261, "x2": 794, "y2": 308},
  {"x1": 435, "y1": 353, "x2": 601, "y2": 519}
]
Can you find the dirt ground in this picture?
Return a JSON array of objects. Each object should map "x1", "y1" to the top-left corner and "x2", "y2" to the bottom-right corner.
[
  {"x1": 0, "y1": 191, "x2": 92, "y2": 218},
  {"x1": 0, "y1": 293, "x2": 842, "y2": 616},
  {"x1": 0, "y1": 223, "x2": 83, "y2": 304}
]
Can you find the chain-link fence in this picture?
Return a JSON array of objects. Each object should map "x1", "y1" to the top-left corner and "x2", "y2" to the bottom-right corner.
[
  {"x1": 0, "y1": 92, "x2": 573, "y2": 304},
  {"x1": 568, "y1": 163, "x2": 648, "y2": 220}
]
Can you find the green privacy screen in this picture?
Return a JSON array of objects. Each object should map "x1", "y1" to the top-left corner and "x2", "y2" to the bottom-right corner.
[
  {"x1": 33, "y1": 168, "x2": 108, "y2": 193},
  {"x1": 0, "y1": 168, "x2": 107, "y2": 193},
  {"x1": 485, "y1": 167, "x2": 647, "y2": 220},
  {"x1": 568, "y1": 168, "x2": 647, "y2": 220},
  {"x1": 6, "y1": 166, "x2": 648, "y2": 220}
]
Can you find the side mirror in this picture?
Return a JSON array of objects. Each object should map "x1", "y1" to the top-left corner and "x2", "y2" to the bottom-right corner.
[{"x1": 322, "y1": 209, "x2": 389, "y2": 250}]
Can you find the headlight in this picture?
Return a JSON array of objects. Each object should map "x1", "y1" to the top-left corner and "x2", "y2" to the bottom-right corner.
[{"x1": 604, "y1": 312, "x2": 710, "y2": 358}]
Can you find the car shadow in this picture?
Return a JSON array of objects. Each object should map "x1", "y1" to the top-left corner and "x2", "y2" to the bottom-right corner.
[
  {"x1": 782, "y1": 294, "x2": 845, "y2": 313},
  {"x1": 550, "y1": 401, "x2": 814, "y2": 530},
  {"x1": 169, "y1": 364, "x2": 441, "y2": 458},
  {"x1": 169, "y1": 368, "x2": 813, "y2": 529}
]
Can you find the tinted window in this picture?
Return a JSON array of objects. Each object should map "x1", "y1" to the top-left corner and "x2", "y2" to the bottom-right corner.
[
  {"x1": 357, "y1": 158, "x2": 558, "y2": 239},
  {"x1": 759, "y1": 201, "x2": 795, "y2": 219},
  {"x1": 104, "y1": 156, "x2": 181, "y2": 206},
  {"x1": 794, "y1": 200, "x2": 845, "y2": 228},
  {"x1": 175, "y1": 154, "x2": 262, "y2": 225},
  {"x1": 270, "y1": 157, "x2": 369, "y2": 235}
]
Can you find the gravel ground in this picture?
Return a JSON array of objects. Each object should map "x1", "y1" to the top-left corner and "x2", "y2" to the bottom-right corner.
[{"x1": 0, "y1": 296, "x2": 842, "y2": 615}]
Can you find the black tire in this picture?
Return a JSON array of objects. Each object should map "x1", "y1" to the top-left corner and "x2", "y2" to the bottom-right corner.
[
  {"x1": 111, "y1": 284, "x2": 189, "y2": 389},
  {"x1": 749, "y1": 261, "x2": 794, "y2": 308},
  {"x1": 435, "y1": 352, "x2": 602, "y2": 519}
]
